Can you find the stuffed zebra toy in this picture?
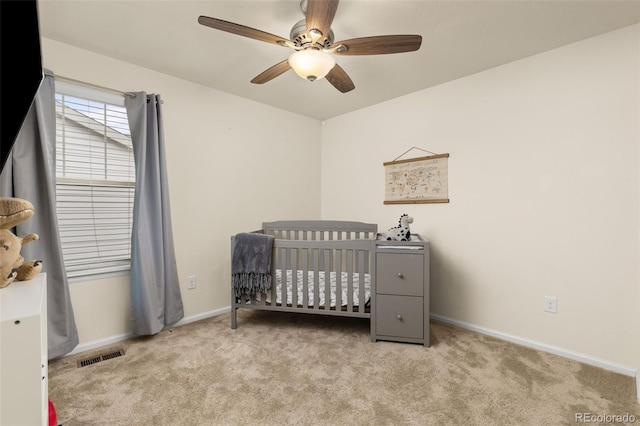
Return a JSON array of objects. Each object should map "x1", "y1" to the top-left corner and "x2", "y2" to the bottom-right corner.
[{"x1": 386, "y1": 214, "x2": 413, "y2": 241}]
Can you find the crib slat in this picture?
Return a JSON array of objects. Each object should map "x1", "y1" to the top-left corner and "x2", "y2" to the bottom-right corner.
[
  {"x1": 358, "y1": 250, "x2": 365, "y2": 310},
  {"x1": 335, "y1": 249, "x2": 342, "y2": 310},
  {"x1": 285, "y1": 247, "x2": 292, "y2": 306},
  {"x1": 270, "y1": 248, "x2": 278, "y2": 306},
  {"x1": 302, "y1": 249, "x2": 309, "y2": 308},
  {"x1": 291, "y1": 249, "x2": 298, "y2": 308},
  {"x1": 313, "y1": 248, "x2": 320, "y2": 310},
  {"x1": 324, "y1": 249, "x2": 331, "y2": 310},
  {"x1": 346, "y1": 250, "x2": 353, "y2": 312}
]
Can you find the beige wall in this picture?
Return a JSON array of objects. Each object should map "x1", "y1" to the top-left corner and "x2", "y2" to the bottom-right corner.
[
  {"x1": 42, "y1": 38, "x2": 322, "y2": 346},
  {"x1": 321, "y1": 25, "x2": 640, "y2": 369}
]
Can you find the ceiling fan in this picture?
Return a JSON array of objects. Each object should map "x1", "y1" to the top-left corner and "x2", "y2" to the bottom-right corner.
[{"x1": 198, "y1": 0, "x2": 422, "y2": 93}]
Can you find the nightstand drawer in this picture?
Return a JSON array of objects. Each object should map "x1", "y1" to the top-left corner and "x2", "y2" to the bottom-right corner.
[
  {"x1": 376, "y1": 295, "x2": 423, "y2": 339},
  {"x1": 376, "y1": 253, "x2": 423, "y2": 296}
]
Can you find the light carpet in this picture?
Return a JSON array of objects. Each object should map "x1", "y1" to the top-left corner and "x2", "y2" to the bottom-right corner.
[{"x1": 48, "y1": 310, "x2": 639, "y2": 425}]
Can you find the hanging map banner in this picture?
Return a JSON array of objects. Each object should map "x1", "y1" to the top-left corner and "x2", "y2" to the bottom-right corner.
[{"x1": 384, "y1": 153, "x2": 449, "y2": 204}]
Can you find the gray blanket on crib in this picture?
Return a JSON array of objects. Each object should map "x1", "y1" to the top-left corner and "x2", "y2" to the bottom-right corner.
[{"x1": 232, "y1": 232, "x2": 274, "y2": 297}]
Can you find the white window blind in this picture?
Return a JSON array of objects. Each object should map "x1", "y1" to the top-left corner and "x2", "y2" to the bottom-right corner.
[{"x1": 55, "y1": 81, "x2": 135, "y2": 279}]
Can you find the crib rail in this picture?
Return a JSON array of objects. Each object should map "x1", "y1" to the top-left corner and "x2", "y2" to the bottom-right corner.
[{"x1": 263, "y1": 220, "x2": 377, "y2": 241}]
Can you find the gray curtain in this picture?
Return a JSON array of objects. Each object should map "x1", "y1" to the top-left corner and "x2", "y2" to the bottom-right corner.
[
  {"x1": 0, "y1": 72, "x2": 79, "y2": 359},
  {"x1": 125, "y1": 92, "x2": 184, "y2": 336}
]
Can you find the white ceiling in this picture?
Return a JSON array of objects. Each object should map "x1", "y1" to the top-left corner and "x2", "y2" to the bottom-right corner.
[{"x1": 38, "y1": 0, "x2": 640, "y2": 121}]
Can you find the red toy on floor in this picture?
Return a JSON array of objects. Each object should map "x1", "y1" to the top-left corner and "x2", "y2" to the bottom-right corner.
[{"x1": 48, "y1": 399, "x2": 58, "y2": 426}]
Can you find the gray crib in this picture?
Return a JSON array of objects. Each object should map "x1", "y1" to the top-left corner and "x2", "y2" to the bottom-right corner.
[{"x1": 230, "y1": 220, "x2": 378, "y2": 328}]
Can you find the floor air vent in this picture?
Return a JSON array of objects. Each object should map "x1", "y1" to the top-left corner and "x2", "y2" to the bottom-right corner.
[{"x1": 77, "y1": 348, "x2": 125, "y2": 368}]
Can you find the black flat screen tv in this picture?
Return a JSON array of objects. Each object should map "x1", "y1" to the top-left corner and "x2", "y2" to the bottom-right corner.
[{"x1": 0, "y1": 0, "x2": 44, "y2": 173}]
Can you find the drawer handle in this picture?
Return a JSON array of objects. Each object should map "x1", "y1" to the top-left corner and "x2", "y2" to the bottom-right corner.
[
  {"x1": 396, "y1": 314, "x2": 403, "y2": 321},
  {"x1": 397, "y1": 272, "x2": 404, "y2": 278}
]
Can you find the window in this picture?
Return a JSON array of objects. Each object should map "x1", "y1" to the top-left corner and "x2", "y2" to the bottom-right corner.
[{"x1": 55, "y1": 81, "x2": 135, "y2": 279}]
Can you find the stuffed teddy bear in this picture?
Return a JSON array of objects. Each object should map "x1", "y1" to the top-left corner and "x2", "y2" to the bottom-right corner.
[
  {"x1": 0, "y1": 197, "x2": 42, "y2": 288},
  {"x1": 386, "y1": 213, "x2": 413, "y2": 241}
]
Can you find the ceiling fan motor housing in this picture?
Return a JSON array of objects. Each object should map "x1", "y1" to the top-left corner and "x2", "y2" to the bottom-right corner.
[{"x1": 290, "y1": 19, "x2": 334, "y2": 49}]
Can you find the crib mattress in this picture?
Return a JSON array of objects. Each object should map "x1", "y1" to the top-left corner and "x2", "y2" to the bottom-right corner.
[{"x1": 265, "y1": 269, "x2": 371, "y2": 309}]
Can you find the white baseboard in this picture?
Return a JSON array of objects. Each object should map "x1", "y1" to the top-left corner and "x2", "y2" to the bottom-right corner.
[
  {"x1": 172, "y1": 306, "x2": 230, "y2": 328},
  {"x1": 636, "y1": 371, "x2": 640, "y2": 404},
  {"x1": 67, "y1": 306, "x2": 230, "y2": 356},
  {"x1": 66, "y1": 332, "x2": 134, "y2": 356},
  {"x1": 430, "y1": 313, "x2": 637, "y2": 378}
]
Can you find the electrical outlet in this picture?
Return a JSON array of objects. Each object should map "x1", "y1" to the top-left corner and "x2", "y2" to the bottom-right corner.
[
  {"x1": 544, "y1": 296, "x2": 557, "y2": 313},
  {"x1": 187, "y1": 275, "x2": 197, "y2": 290}
]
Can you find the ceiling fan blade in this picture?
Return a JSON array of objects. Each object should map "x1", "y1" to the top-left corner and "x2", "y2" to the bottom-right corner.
[
  {"x1": 198, "y1": 16, "x2": 291, "y2": 47},
  {"x1": 325, "y1": 64, "x2": 354, "y2": 93},
  {"x1": 305, "y1": 0, "x2": 339, "y2": 39},
  {"x1": 332, "y1": 35, "x2": 422, "y2": 55},
  {"x1": 251, "y1": 60, "x2": 292, "y2": 84}
]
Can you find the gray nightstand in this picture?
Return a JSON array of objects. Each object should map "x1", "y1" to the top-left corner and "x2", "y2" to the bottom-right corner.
[{"x1": 371, "y1": 234, "x2": 430, "y2": 346}]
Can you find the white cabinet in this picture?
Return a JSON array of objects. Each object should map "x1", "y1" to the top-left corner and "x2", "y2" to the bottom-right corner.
[{"x1": 1, "y1": 274, "x2": 48, "y2": 426}]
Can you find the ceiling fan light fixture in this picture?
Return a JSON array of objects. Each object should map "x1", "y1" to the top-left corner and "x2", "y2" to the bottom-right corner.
[{"x1": 288, "y1": 49, "x2": 335, "y2": 82}]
